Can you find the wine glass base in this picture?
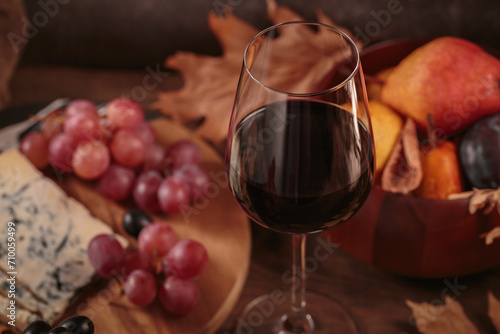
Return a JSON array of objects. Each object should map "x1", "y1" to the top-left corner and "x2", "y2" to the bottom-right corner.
[{"x1": 233, "y1": 291, "x2": 361, "y2": 334}]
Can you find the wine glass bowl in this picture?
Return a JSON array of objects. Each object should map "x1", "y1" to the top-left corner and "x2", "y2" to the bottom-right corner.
[{"x1": 225, "y1": 21, "x2": 374, "y2": 333}]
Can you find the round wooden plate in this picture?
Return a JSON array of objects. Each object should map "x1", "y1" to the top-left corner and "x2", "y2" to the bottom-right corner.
[{"x1": 2, "y1": 118, "x2": 251, "y2": 334}]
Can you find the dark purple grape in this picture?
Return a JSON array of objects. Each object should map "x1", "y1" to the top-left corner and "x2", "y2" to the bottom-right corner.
[
  {"x1": 47, "y1": 327, "x2": 71, "y2": 334},
  {"x1": 122, "y1": 209, "x2": 153, "y2": 238},
  {"x1": 460, "y1": 114, "x2": 500, "y2": 189},
  {"x1": 58, "y1": 315, "x2": 94, "y2": 334},
  {"x1": 23, "y1": 320, "x2": 51, "y2": 334}
]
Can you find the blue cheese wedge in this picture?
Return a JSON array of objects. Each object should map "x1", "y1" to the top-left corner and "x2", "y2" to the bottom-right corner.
[{"x1": 0, "y1": 149, "x2": 118, "y2": 327}]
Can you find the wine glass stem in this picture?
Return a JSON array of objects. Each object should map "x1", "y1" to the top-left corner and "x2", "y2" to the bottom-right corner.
[{"x1": 282, "y1": 234, "x2": 313, "y2": 333}]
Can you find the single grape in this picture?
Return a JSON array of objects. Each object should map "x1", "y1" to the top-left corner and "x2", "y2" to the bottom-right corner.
[
  {"x1": 87, "y1": 234, "x2": 126, "y2": 279},
  {"x1": 122, "y1": 209, "x2": 152, "y2": 238},
  {"x1": 64, "y1": 112, "x2": 101, "y2": 144},
  {"x1": 65, "y1": 99, "x2": 99, "y2": 119},
  {"x1": 143, "y1": 144, "x2": 166, "y2": 172},
  {"x1": 19, "y1": 131, "x2": 50, "y2": 170},
  {"x1": 72, "y1": 141, "x2": 110, "y2": 180},
  {"x1": 167, "y1": 239, "x2": 208, "y2": 280},
  {"x1": 133, "y1": 170, "x2": 163, "y2": 212},
  {"x1": 58, "y1": 315, "x2": 94, "y2": 334},
  {"x1": 174, "y1": 164, "x2": 210, "y2": 202},
  {"x1": 97, "y1": 164, "x2": 135, "y2": 201},
  {"x1": 105, "y1": 97, "x2": 145, "y2": 129},
  {"x1": 159, "y1": 276, "x2": 200, "y2": 316},
  {"x1": 157, "y1": 176, "x2": 191, "y2": 214},
  {"x1": 122, "y1": 251, "x2": 154, "y2": 278},
  {"x1": 165, "y1": 140, "x2": 202, "y2": 170},
  {"x1": 110, "y1": 129, "x2": 147, "y2": 167},
  {"x1": 47, "y1": 327, "x2": 71, "y2": 334},
  {"x1": 124, "y1": 269, "x2": 157, "y2": 306},
  {"x1": 49, "y1": 133, "x2": 77, "y2": 172},
  {"x1": 134, "y1": 122, "x2": 157, "y2": 144},
  {"x1": 138, "y1": 222, "x2": 178, "y2": 257},
  {"x1": 41, "y1": 117, "x2": 63, "y2": 140},
  {"x1": 22, "y1": 320, "x2": 51, "y2": 334}
]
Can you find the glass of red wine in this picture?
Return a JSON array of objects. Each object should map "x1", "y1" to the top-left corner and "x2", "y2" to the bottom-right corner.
[{"x1": 225, "y1": 22, "x2": 374, "y2": 334}]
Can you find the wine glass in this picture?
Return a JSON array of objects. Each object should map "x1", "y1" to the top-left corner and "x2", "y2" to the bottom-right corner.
[{"x1": 225, "y1": 21, "x2": 374, "y2": 334}]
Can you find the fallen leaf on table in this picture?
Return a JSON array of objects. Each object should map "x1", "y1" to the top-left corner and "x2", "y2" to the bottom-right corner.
[
  {"x1": 481, "y1": 227, "x2": 500, "y2": 245},
  {"x1": 381, "y1": 118, "x2": 423, "y2": 194},
  {"x1": 151, "y1": 0, "x2": 360, "y2": 144},
  {"x1": 489, "y1": 292, "x2": 500, "y2": 332},
  {"x1": 406, "y1": 296, "x2": 480, "y2": 334},
  {"x1": 448, "y1": 187, "x2": 500, "y2": 215}
]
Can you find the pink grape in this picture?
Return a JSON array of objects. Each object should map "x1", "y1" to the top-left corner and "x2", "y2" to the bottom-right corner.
[
  {"x1": 49, "y1": 133, "x2": 77, "y2": 172},
  {"x1": 87, "y1": 234, "x2": 126, "y2": 279},
  {"x1": 20, "y1": 132, "x2": 49, "y2": 169},
  {"x1": 41, "y1": 118, "x2": 63, "y2": 140},
  {"x1": 97, "y1": 164, "x2": 135, "y2": 201},
  {"x1": 122, "y1": 251, "x2": 154, "y2": 279},
  {"x1": 110, "y1": 129, "x2": 147, "y2": 167},
  {"x1": 65, "y1": 99, "x2": 99, "y2": 118},
  {"x1": 165, "y1": 140, "x2": 202, "y2": 170},
  {"x1": 133, "y1": 170, "x2": 163, "y2": 212},
  {"x1": 157, "y1": 176, "x2": 191, "y2": 214},
  {"x1": 159, "y1": 276, "x2": 200, "y2": 316},
  {"x1": 72, "y1": 141, "x2": 110, "y2": 180},
  {"x1": 143, "y1": 144, "x2": 166, "y2": 172},
  {"x1": 105, "y1": 98, "x2": 145, "y2": 129},
  {"x1": 124, "y1": 270, "x2": 157, "y2": 306},
  {"x1": 138, "y1": 222, "x2": 178, "y2": 257},
  {"x1": 64, "y1": 112, "x2": 101, "y2": 144},
  {"x1": 174, "y1": 164, "x2": 210, "y2": 202},
  {"x1": 167, "y1": 239, "x2": 208, "y2": 280},
  {"x1": 134, "y1": 122, "x2": 157, "y2": 144}
]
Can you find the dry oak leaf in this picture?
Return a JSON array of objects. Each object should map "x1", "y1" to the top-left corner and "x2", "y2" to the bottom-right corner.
[
  {"x1": 381, "y1": 118, "x2": 423, "y2": 194},
  {"x1": 406, "y1": 296, "x2": 480, "y2": 334},
  {"x1": 151, "y1": 0, "x2": 360, "y2": 144},
  {"x1": 448, "y1": 187, "x2": 500, "y2": 215},
  {"x1": 481, "y1": 227, "x2": 500, "y2": 246}
]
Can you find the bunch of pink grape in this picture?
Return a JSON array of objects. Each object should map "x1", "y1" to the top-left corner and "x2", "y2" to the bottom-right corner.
[
  {"x1": 87, "y1": 222, "x2": 208, "y2": 316},
  {"x1": 19, "y1": 98, "x2": 210, "y2": 214}
]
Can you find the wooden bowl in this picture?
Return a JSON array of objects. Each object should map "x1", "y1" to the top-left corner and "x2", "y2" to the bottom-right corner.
[{"x1": 326, "y1": 38, "x2": 500, "y2": 278}]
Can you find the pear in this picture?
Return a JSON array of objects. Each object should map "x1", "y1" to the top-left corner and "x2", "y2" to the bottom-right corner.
[
  {"x1": 380, "y1": 37, "x2": 500, "y2": 136},
  {"x1": 413, "y1": 140, "x2": 463, "y2": 199}
]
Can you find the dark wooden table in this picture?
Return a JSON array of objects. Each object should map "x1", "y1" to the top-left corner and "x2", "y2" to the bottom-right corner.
[
  {"x1": 6, "y1": 65, "x2": 500, "y2": 334},
  {"x1": 214, "y1": 222, "x2": 500, "y2": 334}
]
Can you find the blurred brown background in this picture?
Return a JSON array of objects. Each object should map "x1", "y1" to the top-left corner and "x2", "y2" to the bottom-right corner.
[
  {"x1": 18, "y1": 0, "x2": 500, "y2": 69},
  {"x1": 1, "y1": 0, "x2": 499, "y2": 116}
]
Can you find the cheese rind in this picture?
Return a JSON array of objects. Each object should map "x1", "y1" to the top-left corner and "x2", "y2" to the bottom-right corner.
[{"x1": 0, "y1": 149, "x2": 116, "y2": 326}]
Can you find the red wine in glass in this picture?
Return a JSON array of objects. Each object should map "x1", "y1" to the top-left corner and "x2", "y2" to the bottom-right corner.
[{"x1": 228, "y1": 99, "x2": 374, "y2": 234}]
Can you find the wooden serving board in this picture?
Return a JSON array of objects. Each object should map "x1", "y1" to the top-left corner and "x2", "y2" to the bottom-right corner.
[{"x1": 1, "y1": 118, "x2": 251, "y2": 334}]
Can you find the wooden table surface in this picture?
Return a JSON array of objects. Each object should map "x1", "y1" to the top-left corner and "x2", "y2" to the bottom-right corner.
[{"x1": 6, "y1": 65, "x2": 500, "y2": 334}]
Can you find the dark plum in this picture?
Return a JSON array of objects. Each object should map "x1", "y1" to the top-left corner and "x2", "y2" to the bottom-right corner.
[{"x1": 460, "y1": 114, "x2": 500, "y2": 189}]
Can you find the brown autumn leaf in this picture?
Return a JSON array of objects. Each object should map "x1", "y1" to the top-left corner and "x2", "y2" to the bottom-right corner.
[
  {"x1": 448, "y1": 187, "x2": 500, "y2": 215},
  {"x1": 381, "y1": 118, "x2": 423, "y2": 194},
  {"x1": 481, "y1": 227, "x2": 500, "y2": 246},
  {"x1": 406, "y1": 296, "x2": 480, "y2": 334},
  {"x1": 151, "y1": 0, "x2": 360, "y2": 144}
]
